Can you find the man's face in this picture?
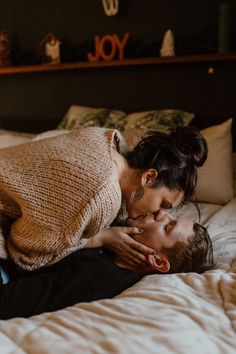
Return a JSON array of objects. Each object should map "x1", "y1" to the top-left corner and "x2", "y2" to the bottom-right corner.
[{"x1": 126, "y1": 210, "x2": 194, "y2": 251}]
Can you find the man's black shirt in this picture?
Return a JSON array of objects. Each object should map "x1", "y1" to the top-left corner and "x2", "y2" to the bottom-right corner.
[{"x1": 0, "y1": 248, "x2": 140, "y2": 319}]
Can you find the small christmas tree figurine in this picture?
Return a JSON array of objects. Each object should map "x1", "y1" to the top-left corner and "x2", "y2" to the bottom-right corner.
[{"x1": 160, "y1": 29, "x2": 175, "y2": 57}]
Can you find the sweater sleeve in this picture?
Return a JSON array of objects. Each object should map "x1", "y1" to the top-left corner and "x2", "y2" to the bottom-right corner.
[
  {"x1": 7, "y1": 215, "x2": 92, "y2": 270},
  {"x1": 7, "y1": 175, "x2": 121, "y2": 270},
  {"x1": 0, "y1": 231, "x2": 8, "y2": 260},
  {"x1": 0, "y1": 213, "x2": 12, "y2": 260}
]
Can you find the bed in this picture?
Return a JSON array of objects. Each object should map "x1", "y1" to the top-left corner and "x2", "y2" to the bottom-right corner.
[{"x1": 0, "y1": 103, "x2": 235, "y2": 354}]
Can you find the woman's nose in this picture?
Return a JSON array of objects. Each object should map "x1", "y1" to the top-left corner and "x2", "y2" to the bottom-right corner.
[{"x1": 154, "y1": 209, "x2": 167, "y2": 221}]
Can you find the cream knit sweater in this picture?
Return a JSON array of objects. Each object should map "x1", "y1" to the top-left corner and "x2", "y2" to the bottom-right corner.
[{"x1": 0, "y1": 127, "x2": 126, "y2": 270}]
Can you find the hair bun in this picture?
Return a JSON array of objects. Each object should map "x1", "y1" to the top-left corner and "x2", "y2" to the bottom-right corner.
[{"x1": 170, "y1": 126, "x2": 208, "y2": 167}]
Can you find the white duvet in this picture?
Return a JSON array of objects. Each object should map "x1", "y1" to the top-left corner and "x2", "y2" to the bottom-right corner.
[{"x1": 0, "y1": 198, "x2": 235, "y2": 353}]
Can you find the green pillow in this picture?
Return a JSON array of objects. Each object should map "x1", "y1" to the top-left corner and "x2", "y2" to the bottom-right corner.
[
  {"x1": 121, "y1": 109, "x2": 194, "y2": 133},
  {"x1": 120, "y1": 109, "x2": 195, "y2": 149},
  {"x1": 58, "y1": 105, "x2": 126, "y2": 130}
]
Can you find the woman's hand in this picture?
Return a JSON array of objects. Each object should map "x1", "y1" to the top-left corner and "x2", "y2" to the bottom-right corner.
[{"x1": 87, "y1": 227, "x2": 156, "y2": 267}]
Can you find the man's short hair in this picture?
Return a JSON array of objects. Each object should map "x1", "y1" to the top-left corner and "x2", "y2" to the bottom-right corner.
[{"x1": 161, "y1": 223, "x2": 214, "y2": 274}]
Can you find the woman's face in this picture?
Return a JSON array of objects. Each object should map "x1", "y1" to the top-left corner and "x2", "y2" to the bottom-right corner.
[{"x1": 126, "y1": 185, "x2": 183, "y2": 219}]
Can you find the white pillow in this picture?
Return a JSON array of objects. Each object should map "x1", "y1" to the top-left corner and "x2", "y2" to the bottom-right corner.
[
  {"x1": 195, "y1": 118, "x2": 233, "y2": 204},
  {"x1": 0, "y1": 129, "x2": 35, "y2": 149},
  {"x1": 33, "y1": 129, "x2": 69, "y2": 141}
]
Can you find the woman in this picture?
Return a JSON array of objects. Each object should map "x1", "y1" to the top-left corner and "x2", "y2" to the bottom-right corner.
[{"x1": 0, "y1": 126, "x2": 207, "y2": 270}]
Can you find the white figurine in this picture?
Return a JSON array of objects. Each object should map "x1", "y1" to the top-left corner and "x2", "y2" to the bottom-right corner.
[
  {"x1": 160, "y1": 29, "x2": 175, "y2": 57},
  {"x1": 101, "y1": 0, "x2": 119, "y2": 16}
]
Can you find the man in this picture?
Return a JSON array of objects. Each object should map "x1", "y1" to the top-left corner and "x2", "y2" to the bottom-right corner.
[{"x1": 0, "y1": 211, "x2": 214, "y2": 319}]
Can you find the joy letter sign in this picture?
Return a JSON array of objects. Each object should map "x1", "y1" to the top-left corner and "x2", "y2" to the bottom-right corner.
[{"x1": 87, "y1": 32, "x2": 130, "y2": 62}]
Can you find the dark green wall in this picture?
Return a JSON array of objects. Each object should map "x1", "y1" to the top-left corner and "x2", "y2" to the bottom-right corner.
[
  {"x1": 2, "y1": 0, "x2": 230, "y2": 64},
  {"x1": 0, "y1": 0, "x2": 235, "y2": 132}
]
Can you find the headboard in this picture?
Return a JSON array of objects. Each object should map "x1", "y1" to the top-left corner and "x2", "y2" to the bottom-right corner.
[{"x1": 0, "y1": 59, "x2": 235, "y2": 148}]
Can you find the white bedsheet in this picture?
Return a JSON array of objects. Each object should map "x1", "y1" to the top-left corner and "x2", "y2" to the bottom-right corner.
[{"x1": 0, "y1": 199, "x2": 236, "y2": 354}]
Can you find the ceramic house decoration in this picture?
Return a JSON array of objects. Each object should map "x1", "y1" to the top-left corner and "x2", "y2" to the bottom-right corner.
[
  {"x1": 160, "y1": 29, "x2": 175, "y2": 57},
  {"x1": 40, "y1": 33, "x2": 61, "y2": 64}
]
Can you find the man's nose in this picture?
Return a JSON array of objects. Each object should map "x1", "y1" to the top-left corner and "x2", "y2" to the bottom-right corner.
[{"x1": 168, "y1": 212, "x2": 176, "y2": 221}]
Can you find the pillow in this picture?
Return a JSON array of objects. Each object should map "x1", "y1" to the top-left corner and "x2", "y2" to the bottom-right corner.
[
  {"x1": 58, "y1": 105, "x2": 126, "y2": 130},
  {"x1": 122, "y1": 129, "x2": 147, "y2": 150},
  {"x1": 120, "y1": 109, "x2": 195, "y2": 149},
  {"x1": 33, "y1": 129, "x2": 69, "y2": 141},
  {"x1": 58, "y1": 106, "x2": 194, "y2": 135},
  {"x1": 0, "y1": 129, "x2": 35, "y2": 149},
  {"x1": 195, "y1": 118, "x2": 233, "y2": 204},
  {"x1": 122, "y1": 109, "x2": 194, "y2": 133},
  {"x1": 232, "y1": 152, "x2": 236, "y2": 195}
]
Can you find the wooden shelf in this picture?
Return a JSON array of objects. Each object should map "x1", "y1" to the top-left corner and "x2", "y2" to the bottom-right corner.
[{"x1": 0, "y1": 53, "x2": 236, "y2": 76}]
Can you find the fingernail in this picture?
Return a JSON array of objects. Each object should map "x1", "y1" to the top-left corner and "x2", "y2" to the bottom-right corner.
[{"x1": 138, "y1": 228, "x2": 144, "y2": 233}]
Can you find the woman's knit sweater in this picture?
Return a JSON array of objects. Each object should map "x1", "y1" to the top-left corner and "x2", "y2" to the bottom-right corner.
[{"x1": 0, "y1": 127, "x2": 126, "y2": 270}]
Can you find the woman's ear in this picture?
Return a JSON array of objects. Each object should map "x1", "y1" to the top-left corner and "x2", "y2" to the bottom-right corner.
[
  {"x1": 147, "y1": 253, "x2": 170, "y2": 273},
  {"x1": 141, "y1": 169, "x2": 158, "y2": 187}
]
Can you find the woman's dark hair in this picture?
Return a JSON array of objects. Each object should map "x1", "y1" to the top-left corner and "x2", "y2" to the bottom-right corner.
[
  {"x1": 161, "y1": 223, "x2": 215, "y2": 274},
  {"x1": 125, "y1": 126, "x2": 208, "y2": 208}
]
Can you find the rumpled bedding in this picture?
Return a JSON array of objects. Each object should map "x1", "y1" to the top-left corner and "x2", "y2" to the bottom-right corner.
[{"x1": 0, "y1": 198, "x2": 236, "y2": 353}]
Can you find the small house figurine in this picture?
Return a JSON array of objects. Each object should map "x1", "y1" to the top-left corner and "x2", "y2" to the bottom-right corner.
[
  {"x1": 0, "y1": 30, "x2": 10, "y2": 66},
  {"x1": 40, "y1": 33, "x2": 61, "y2": 64}
]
